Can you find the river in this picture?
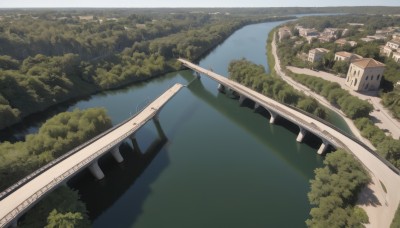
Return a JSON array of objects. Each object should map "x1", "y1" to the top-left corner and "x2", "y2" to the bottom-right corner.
[{"x1": 6, "y1": 20, "x2": 352, "y2": 227}]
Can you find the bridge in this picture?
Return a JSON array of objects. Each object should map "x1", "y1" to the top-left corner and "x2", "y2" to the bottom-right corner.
[
  {"x1": 179, "y1": 58, "x2": 400, "y2": 228},
  {"x1": 0, "y1": 83, "x2": 184, "y2": 228}
]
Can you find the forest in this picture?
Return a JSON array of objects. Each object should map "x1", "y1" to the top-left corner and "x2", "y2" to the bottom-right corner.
[{"x1": 0, "y1": 10, "x2": 293, "y2": 130}]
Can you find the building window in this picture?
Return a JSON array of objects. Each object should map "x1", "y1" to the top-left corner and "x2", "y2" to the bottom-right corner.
[
  {"x1": 377, "y1": 75, "x2": 380, "y2": 80},
  {"x1": 354, "y1": 78, "x2": 358, "y2": 87},
  {"x1": 365, "y1": 83, "x2": 369, "y2": 90},
  {"x1": 366, "y1": 76, "x2": 369, "y2": 80},
  {"x1": 371, "y1": 76, "x2": 374, "y2": 80},
  {"x1": 353, "y1": 70, "x2": 356, "y2": 75}
]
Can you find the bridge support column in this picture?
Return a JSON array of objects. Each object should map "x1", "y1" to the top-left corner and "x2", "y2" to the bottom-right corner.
[
  {"x1": 130, "y1": 135, "x2": 142, "y2": 154},
  {"x1": 296, "y1": 127, "x2": 307, "y2": 142},
  {"x1": 153, "y1": 118, "x2": 166, "y2": 139},
  {"x1": 238, "y1": 95, "x2": 246, "y2": 105},
  {"x1": 269, "y1": 110, "x2": 278, "y2": 124},
  {"x1": 317, "y1": 140, "x2": 329, "y2": 155},
  {"x1": 111, "y1": 146, "x2": 124, "y2": 163},
  {"x1": 254, "y1": 103, "x2": 260, "y2": 111},
  {"x1": 217, "y1": 83, "x2": 225, "y2": 93},
  {"x1": 195, "y1": 72, "x2": 201, "y2": 78},
  {"x1": 88, "y1": 159, "x2": 105, "y2": 180}
]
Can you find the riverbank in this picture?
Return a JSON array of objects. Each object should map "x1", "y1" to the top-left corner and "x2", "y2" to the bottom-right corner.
[
  {"x1": 287, "y1": 66, "x2": 400, "y2": 140},
  {"x1": 270, "y1": 31, "x2": 399, "y2": 228},
  {"x1": 269, "y1": 32, "x2": 375, "y2": 149}
]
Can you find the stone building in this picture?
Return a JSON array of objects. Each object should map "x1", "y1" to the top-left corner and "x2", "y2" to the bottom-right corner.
[
  {"x1": 308, "y1": 48, "x2": 329, "y2": 63},
  {"x1": 345, "y1": 58, "x2": 385, "y2": 92},
  {"x1": 334, "y1": 51, "x2": 362, "y2": 62}
]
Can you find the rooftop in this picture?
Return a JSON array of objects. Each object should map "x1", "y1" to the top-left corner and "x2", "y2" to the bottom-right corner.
[{"x1": 352, "y1": 58, "x2": 385, "y2": 69}]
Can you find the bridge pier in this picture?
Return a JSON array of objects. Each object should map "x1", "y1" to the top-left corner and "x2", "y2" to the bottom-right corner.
[
  {"x1": 195, "y1": 72, "x2": 201, "y2": 78},
  {"x1": 269, "y1": 110, "x2": 279, "y2": 124},
  {"x1": 254, "y1": 103, "x2": 260, "y2": 111},
  {"x1": 238, "y1": 95, "x2": 246, "y2": 105},
  {"x1": 130, "y1": 135, "x2": 142, "y2": 154},
  {"x1": 153, "y1": 118, "x2": 166, "y2": 139},
  {"x1": 217, "y1": 83, "x2": 225, "y2": 93},
  {"x1": 88, "y1": 159, "x2": 105, "y2": 180},
  {"x1": 318, "y1": 140, "x2": 330, "y2": 155},
  {"x1": 296, "y1": 127, "x2": 307, "y2": 142},
  {"x1": 111, "y1": 146, "x2": 124, "y2": 163}
]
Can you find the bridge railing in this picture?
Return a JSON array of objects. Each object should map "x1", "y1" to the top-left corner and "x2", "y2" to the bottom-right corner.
[
  {"x1": 0, "y1": 84, "x2": 180, "y2": 201},
  {"x1": 0, "y1": 84, "x2": 183, "y2": 227},
  {"x1": 183, "y1": 60, "x2": 400, "y2": 175}
]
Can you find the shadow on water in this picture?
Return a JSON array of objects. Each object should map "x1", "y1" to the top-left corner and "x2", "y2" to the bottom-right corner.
[
  {"x1": 68, "y1": 124, "x2": 169, "y2": 226},
  {"x1": 186, "y1": 77, "x2": 325, "y2": 174}
]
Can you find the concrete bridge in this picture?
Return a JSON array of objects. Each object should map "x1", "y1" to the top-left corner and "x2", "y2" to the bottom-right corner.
[
  {"x1": 178, "y1": 58, "x2": 400, "y2": 228},
  {"x1": 0, "y1": 83, "x2": 184, "y2": 228}
]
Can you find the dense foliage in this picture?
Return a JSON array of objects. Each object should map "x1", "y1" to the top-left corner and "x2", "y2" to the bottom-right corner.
[
  {"x1": 19, "y1": 186, "x2": 90, "y2": 228},
  {"x1": 0, "y1": 108, "x2": 112, "y2": 191},
  {"x1": 306, "y1": 150, "x2": 370, "y2": 227},
  {"x1": 289, "y1": 74, "x2": 373, "y2": 119},
  {"x1": 0, "y1": 11, "x2": 292, "y2": 130},
  {"x1": 228, "y1": 59, "x2": 327, "y2": 119}
]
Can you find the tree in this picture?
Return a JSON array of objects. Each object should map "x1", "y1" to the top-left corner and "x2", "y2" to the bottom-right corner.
[{"x1": 45, "y1": 210, "x2": 83, "y2": 228}]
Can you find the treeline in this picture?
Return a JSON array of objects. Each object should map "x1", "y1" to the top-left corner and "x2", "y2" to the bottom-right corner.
[
  {"x1": 228, "y1": 59, "x2": 328, "y2": 119},
  {"x1": 289, "y1": 74, "x2": 373, "y2": 119},
  {"x1": 0, "y1": 108, "x2": 112, "y2": 191},
  {"x1": 294, "y1": 14, "x2": 400, "y2": 32},
  {"x1": 19, "y1": 186, "x2": 90, "y2": 228},
  {"x1": 306, "y1": 149, "x2": 370, "y2": 227},
  {"x1": 0, "y1": 12, "x2": 293, "y2": 130}
]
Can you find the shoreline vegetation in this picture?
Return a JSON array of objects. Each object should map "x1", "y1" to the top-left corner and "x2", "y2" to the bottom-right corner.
[
  {"x1": 271, "y1": 15, "x2": 400, "y2": 227},
  {"x1": 0, "y1": 10, "x2": 294, "y2": 131}
]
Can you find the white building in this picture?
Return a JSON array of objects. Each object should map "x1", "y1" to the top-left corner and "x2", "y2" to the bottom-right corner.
[
  {"x1": 386, "y1": 40, "x2": 400, "y2": 49},
  {"x1": 308, "y1": 48, "x2": 329, "y2": 63},
  {"x1": 345, "y1": 58, "x2": 385, "y2": 92},
  {"x1": 393, "y1": 52, "x2": 400, "y2": 63},
  {"x1": 278, "y1": 27, "x2": 292, "y2": 42},
  {"x1": 334, "y1": 52, "x2": 362, "y2": 62}
]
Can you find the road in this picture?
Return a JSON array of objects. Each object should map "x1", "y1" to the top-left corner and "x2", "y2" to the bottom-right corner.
[{"x1": 271, "y1": 34, "x2": 400, "y2": 227}]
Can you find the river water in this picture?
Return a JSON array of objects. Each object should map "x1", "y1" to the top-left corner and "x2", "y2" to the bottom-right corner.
[{"x1": 8, "y1": 20, "x2": 352, "y2": 227}]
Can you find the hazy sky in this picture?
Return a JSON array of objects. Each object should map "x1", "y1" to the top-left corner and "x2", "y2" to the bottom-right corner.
[{"x1": 0, "y1": 0, "x2": 399, "y2": 8}]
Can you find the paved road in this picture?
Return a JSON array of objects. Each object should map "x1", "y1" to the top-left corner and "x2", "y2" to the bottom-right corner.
[
  {"x1": 287, "y1": 66, "x2": 400, "y2": 140},
  {"x1": 179, "y1": 58, "x2": 400, "y2": 228},
  {"x1": 0, "y1": 83, "x2": 184, "y2": 228}
]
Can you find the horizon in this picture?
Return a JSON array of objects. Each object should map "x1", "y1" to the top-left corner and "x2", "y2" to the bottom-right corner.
[{"x1": 1, "y1": 0, "x2": 399, "y2": 9}]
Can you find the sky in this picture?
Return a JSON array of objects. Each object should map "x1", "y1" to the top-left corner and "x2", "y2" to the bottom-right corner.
[{"x1": 0, "y1": 0, "x2": 399, "y2": 8}]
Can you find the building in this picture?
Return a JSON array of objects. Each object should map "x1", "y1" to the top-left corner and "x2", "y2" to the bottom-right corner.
[
  {"x1": 334, "y1": 52, "x2": 362, "y2": 62},
  {"x1": 386, "y1": 40, "x2": 400, "y2": 49},
  {"x1": 382, "y1": 46, "x2": 395, "y2": 57},
  {"x1": 361, "y1": 37, "x2": 375, "y2": 42},
  {"x1": 335, "y1": 38, "x2": 357, "y2": 47},
  {"x1": 308, "y1": 48, "x2": 329, "y2": 63},
  {"x1": 299, "y1": 28, "x2": 319, "y2": 37},
  {"x1": 393, "y1": 52, "x2": 400, "y2": 63},
  {"x1": 345, "y1": 58, "x2": 385, "y2": 92}
]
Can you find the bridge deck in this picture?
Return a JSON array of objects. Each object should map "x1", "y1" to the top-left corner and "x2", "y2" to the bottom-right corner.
[
  {"x1": 179, "y1": 58, "x2": 400, "y2": 228},
  {"x1": 0, "y1": 83, "x2": 184, "y2": 227}
]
